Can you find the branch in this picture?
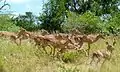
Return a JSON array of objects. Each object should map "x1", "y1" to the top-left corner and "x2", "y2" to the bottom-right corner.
[{"x1": 0, "y1": 0, "x2": 10, "y2": 10}]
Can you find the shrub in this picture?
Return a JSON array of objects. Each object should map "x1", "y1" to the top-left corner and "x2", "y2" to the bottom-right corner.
[
  {"x1": 0, "y1": 14, "x2": 19, "y2": 32},
  {"x1": 62, "y1": 11, "x2": 103, "y2": 34},
  {"x1": 61, "y1": 52, "x2": 77, "y2": 63}
]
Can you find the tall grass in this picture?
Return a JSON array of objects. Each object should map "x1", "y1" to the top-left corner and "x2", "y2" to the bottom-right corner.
[{"x1": 0, "y1": 36, "x2": 120, "y2": 72}]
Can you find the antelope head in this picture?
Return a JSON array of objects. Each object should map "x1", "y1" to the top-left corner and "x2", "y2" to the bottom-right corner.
[
  {"x1": 20, "y1": 27, "x2": 26, "y2": 32},
  {"x1": 106, "y1": 40, "x2": 116, "y2": 52},
  {"x1": 97, "y1": 34, "x2": 105, "y2": 39}
]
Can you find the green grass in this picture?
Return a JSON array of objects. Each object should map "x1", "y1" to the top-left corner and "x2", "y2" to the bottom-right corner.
[{"x1": 0, "y1": 36, "x2": 120, "y2": 72}]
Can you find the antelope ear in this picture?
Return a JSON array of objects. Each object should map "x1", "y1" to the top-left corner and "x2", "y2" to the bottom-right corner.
[
  {"x1": 113, "y1": 39, "x2": 116, "y2": 46},
  {"x1": 105, "y1": 42, "x2": 109, "y2": 45},
  {"x1": 66, "y1": 34, "x2": 69, "y2": 37},
  {"x1": 113, "y1": 41, "x2": 116, "y2": 46},
  {"x1": 20, "y1": 27, "x2": 25, "y2": 30},
  {"x1": 99, "y1": 34, "x2": 105, "y2": 39},
  {"x1": 79, "y1": 37, "x2": 82, "y2": 40}
]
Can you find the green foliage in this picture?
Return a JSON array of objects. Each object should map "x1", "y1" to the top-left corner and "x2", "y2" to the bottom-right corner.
[
  {"x1": 39, "y1": 0, "x2": 120, "y2": 34},
  {"x1": 0, "y1": 14, "x2": 19, "y2": 32},
  {"x1": 65, "y1": 0, "x2": 92, "y2": 14},
  {"x1": 65, "y1": 0, "x2": 119, "y2": 16},
  {"x1": 90, "y1": 0, "x2": 119, "y2": 16},
  {"x1": 61, "y1": 52, "x2": 77, "y2": 63},
  {"x1": 39, "y1": 0, "x2": 67, "y2": 32},
  {"x1": 63, "y1": 11, "x2": 120, "y2": 35},
  {"x1": 12, "y1": 12, "x2": 38, "y2": 31},
  {"x1": 106, "y1": 12, "x2": 120, "y2": 35},
  {"x1": 63, "y1": 11, "x2": 103, "y2": 34}
]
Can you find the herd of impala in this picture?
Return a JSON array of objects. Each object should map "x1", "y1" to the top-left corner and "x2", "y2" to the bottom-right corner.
[{"x1": 0, "y1": 28, "x2": 116, "y2": 64}]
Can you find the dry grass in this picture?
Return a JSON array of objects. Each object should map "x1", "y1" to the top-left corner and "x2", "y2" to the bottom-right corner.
[{"x1": 0, "y1": 36, "x2": 120, "y2": 72}]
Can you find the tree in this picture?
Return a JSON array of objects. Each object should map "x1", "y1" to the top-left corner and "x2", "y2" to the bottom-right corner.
[
  {"x1": 65, "y1": 0, "x2": 92, "y2": 14},
  {"x1": 91, "y1": 0, "x2": 119, "y2": 16},
  {"x1": 39, "y1": 0, "x2": 67, "y2": 33},
  {"x1": 65, "y1": 0, "x2": 119, "y2": 16},
  {"x1": 106, "y1": 12, "x2": 120, "y2": 35},
  {"x1": 12, "y1": 12, "x2": 38, "y2": 31}
]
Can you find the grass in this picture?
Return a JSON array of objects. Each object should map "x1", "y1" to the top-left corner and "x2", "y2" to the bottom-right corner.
[{"x1": 0, "y1": 36, "x2": 120, "y2": 72}]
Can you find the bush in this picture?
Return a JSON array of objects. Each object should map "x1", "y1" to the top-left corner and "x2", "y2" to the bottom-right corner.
[
  {"x1": 62, "y1": 11, "x2": 103, "y2": 34},
  {"x1": 0, "y1": 14, "x2": 19, "y2": 32},
  {"x1": 61, "y1": 52, "x2": 77, "y2": 63},
  {"x1": 106, "y1": 12, "x2": 120, "y2": 35}
]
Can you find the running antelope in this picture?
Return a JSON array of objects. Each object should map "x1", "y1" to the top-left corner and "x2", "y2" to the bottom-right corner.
[
  {"x1": 82, "y1": 34, "x2": 105, "y2": 56},
  {"x1": 90, "y1": 40, "x2": 116, "y2": 64},
  {"x1": 0, "y1": 31, "x2": 19, "y2": 45},
  {"x1": 16, "y1": 28, "x2": 33, "y2": 45}
]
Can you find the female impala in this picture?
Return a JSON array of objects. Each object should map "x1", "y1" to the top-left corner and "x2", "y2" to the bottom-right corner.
[
  {"x1": 90, "y1": 40, "x2": 116, "y2": 64},
  {"x1": 82, "y1": 34, "x2": 105, "y2": 56}
]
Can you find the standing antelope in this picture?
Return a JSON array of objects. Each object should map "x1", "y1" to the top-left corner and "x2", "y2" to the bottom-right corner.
[{"x1": 90, "y1": 40, "x2": 116, "y2": 64}]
